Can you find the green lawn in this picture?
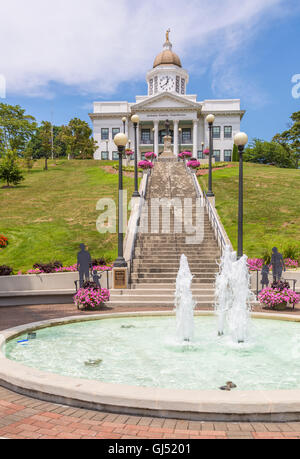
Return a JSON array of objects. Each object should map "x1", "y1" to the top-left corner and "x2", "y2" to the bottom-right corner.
[
  {"x1": 198, "y1": 163, "x2": 300, "y2": 259},
  {"x1": 0, "y1": 160, "x2": 138, "y2": 272}
]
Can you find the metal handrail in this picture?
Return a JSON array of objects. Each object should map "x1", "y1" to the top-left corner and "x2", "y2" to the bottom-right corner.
[
  {"x1": 203, "y1": 192, "x2": 226, "y2": 255},
  {"x1": 128, "y1": 170, "x2": 151, "y2": 286}
]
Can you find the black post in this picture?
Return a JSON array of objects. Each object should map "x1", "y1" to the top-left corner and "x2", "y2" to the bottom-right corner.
[
  {"x1": 114, "y1": 145, "x2": 127, "y2": 268},
  {"x1": 238, "y1": 145, "x2": 244, "y2": 259},
  {"x1": 123, "y1": 120, "x2": 126, "y2": 134},
  {"x1": 207, "y1": 122, "x2": 214, "y2": 197},
  {"x1": 133, "y1": 122, "x2": 140, "y2": 198}
]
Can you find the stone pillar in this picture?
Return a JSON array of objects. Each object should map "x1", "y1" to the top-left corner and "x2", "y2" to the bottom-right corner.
[
  {"x1": 154, "y1": 120, "x2": 159, "y2": 157},
  {"x1": 193, "y1": 120, "x2": 198, "y2": 158},
  {"x1": 173, "y1": 120, "x2": 179, "y2": 157}
]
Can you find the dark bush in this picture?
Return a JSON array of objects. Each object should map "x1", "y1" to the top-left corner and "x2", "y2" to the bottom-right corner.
[
  {"x1": 92, "y1": 258, "x2": 107, "y2": 266},
  {"x1": 33, "y1": 261, "x2": 63, "y2": 273},
  {"x1": 271, "y1": 280, "x2": 290, "y2": 291},
  {"x1": 82, "y1": 281, "x2": 99, "y2": 290},
  {"x1": 0, "y1": 266, "x2": 13, "y2": 276}
]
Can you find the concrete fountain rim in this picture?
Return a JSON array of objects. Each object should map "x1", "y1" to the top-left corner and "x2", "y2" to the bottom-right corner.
[{"x1": 1, "y1": 310, "x2": 300, "y2": 422}]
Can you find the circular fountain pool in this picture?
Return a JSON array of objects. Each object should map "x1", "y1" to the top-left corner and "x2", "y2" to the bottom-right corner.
[
  {"x1": 1, "y1": 312, "x2": 300, "y2": 421},
  {"x1": 4, "y1": 314, "x2": 300, "y2": 391}
]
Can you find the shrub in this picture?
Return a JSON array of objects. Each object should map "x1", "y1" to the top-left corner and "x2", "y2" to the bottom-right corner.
[
  {"x1": 0, "y1": 265, "x2": 13, "y2": 276},
  {"x1": 92, "y1": 258, "x2": 107, "y2": 267},
  {"x1": 283, "y1": 244, "x2": 300, "y2": 261},
  {"x1": 32, "y1": 261, "x2": 63, "y2": 273},
  {"x1": 138, "y1": 160, "x2": 154, "y2": 170},
  {"x1": 0, "y1": 235, "x2": 8, "y2": 248},
  {"x1": 0, "y1": 150, "x2": 24, "y2": 187},
  {"x1": 259, "y1": 286, "x2": 300, "y2": 309},
  {"x1": 74, "y1": 287, "x2": 110, "y2": 309},
  {"x1": 187, "y1": 160, "x2": 201, "y2": 169}
]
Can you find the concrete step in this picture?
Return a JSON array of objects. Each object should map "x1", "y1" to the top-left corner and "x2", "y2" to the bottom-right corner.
[
  {"x1": 132, "y1": 268, "x2": 217, "y2": 274},
  {"x1": 108, "y1": 299, "x2": 214, "y2": 307},
  {"x1": 131, "y1": 277, "x2": 215, "y2": 284},
  {"x1": 128, "y1": 283, "x2": 215, "y2": 290}
]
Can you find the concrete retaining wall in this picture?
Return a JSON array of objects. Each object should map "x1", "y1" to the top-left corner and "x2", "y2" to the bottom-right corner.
[{"x1": 0, "y1": 271, "x2": 112, "y2": 307}]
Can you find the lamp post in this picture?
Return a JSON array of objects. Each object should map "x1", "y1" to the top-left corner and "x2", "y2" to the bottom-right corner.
[
  {"x1": 201, "y1": 141, "x2": 204, "y2": 159},
  {"x1": 206, "y1": 114, "x2": 215, "y2": 197},
  {"x1": 113, "y1": 133, "x2": 128, "y2": 268},
  {"x1": 234, "y1": 132, "x2": 248, "y2": 259},
  {"x1": 179, "y1": 128, "x2": 182, "y2": 155},
  {"x1": 131, "y1": 114, "x2": 140, "y2": 198},
  {"x1": 122, "y1": 117, "x2": 127, "y2": 134}
]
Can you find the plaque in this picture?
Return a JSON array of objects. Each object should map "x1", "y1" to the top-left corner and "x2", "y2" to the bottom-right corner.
[{"x1": 113, "y1": 268, "x2": 128, "y2": 290}]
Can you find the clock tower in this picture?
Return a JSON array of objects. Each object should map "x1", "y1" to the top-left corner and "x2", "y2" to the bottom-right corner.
[{"x1": 146, "y1": 30, "x2": 189, "y2": 97}]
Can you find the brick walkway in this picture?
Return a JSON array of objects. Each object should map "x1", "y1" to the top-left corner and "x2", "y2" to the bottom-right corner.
[{"x1": 0, "y1": 303, "x2": 299, "y2": 440}]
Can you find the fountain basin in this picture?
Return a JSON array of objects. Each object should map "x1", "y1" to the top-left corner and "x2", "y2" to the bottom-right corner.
[{"x1": 1, "y1": 311, "x2": 300, "y2": 421}]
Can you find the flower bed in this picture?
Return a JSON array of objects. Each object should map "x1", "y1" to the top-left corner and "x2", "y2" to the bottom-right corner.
[
  {"x1": 0, "y1": 235, "x2": 8, "y2": 248},
  {"x1": 145, "y1": 152, "x2": 157, "y2": 161},
  {"x1": 248, "y1": 258, "x2": 299, "y2": 271},
  {"x1": 187, "y1": 160, "x2": 201, "y2": 169},
  {"x1": 138, "y1": 160, "x2": 154, "y2": 170},
  {"x1": 74, "y1": 287, "x2": 110, "y2": 310},
  {"x1": 26, "y1": 264, "x2": 112, "y2": 275},
  {"x1": 178, "y1": 151, "x2": 192, "y2": 160},
  {"x1": 258, "y1": 284, "x2": 300, "y2": 310}
]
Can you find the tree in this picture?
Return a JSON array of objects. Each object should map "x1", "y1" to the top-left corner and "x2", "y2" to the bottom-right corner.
[
  {"x1": 0, "y1": 150, "x2": 24, "y2": 187},
  {"x1": 232, "y1": 144, "x2": 239, "y2": 162},
  {"x1": 23, "y1": 144, "x2": 34, "y2": 171},
  {"x1": 58, "y1": 118, "x2": 97, "y2": 159},
  {"x1": 38, "y1": 121, "x2": 52, "y2": 170},
  {"x1": 0, "y1": 103, "x2": 37, "y2": 155},
  {"x1": 273, "y1": 111, "x2": 300, "y2": 168},
  {"x1": 244, "y1": 139, "x2": 296, "y2": 169}
]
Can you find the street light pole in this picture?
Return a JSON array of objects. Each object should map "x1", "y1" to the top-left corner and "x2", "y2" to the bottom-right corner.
[
  {"x1": 179, "y1": 128, "x2": 182, "y2": 156},
  {"x1": 113, "y1": 133, "x2": 128, "y2": 268},
  {"x1": 206, "y1": 114, "x2": 215, "y2": 197},
  {"x1": 122, "y1": 117, "x2": 127, "y2": 135},
  {"x1": 131, "y1": 114, "x2": 140, "y2": 198},
  {"x1": 234, "y1": 132, "x2": 248, "y2": 259}
]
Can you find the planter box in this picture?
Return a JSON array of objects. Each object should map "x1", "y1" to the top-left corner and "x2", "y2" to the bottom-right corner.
[{"x1": 0, "y1": 271, "x2": 112, "y2": 307}]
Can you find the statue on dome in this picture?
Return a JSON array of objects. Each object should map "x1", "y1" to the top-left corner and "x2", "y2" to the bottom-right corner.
[{"x1": 166, "y1": 28, "x2": 170, "y2": 42}]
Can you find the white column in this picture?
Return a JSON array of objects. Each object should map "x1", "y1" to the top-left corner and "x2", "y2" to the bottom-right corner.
[
  {"x1": 173, "y1": 120, "x2": 179, "y2": 156},
  {"x1": 154, "y1": 120, "x2": 159, "y2": 157},
  {"x1": 193, "y1": 120, "x2": 198, "y2": 158}
]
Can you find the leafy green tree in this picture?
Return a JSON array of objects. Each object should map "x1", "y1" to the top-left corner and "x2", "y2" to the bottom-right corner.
[
  {"x1": 0, "y1": 150, "x2": 24, "y2": 187},
  {"x1": 23, "y1": 144, "x2": 34, "y2": 170},
  {"x1": 232, "y1": 144, "x2": 239, "y2": 162},
  {"x1": 58, "y1": 118, "x2": 97, "y2": 159},
  {"x1": 0, "y1": 103, "x2": 37, "y2": 154},
  {"x1": 273, "y1": 111, "x2": 300, "y2": 168},
  {"x1": 244, "y1": 139, "x2": 296, "y2": 169},
  {"x1": 38, "y1": 121, "x2": 52, "y2": 170}
]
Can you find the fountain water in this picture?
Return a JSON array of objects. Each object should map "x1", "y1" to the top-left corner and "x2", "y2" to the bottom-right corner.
[
  {"x1": 175, "y1": 254, "x2": 196, "y2": 342},
  {"x1": 215, "y1": 246, "x2": 253, "y2": 343}
]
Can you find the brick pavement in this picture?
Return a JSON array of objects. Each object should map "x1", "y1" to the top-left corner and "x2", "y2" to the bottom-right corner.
[{"x1": 0, "y1": 303, "x2": 299, "y2": 439}]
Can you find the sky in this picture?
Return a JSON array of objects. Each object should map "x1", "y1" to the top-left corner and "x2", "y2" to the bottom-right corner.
[{"x1": 0, "y1": 0, "x2": 300, "y2": 142}]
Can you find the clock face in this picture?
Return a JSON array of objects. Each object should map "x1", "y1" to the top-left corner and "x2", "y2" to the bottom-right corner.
[{"x1": 158, "y1": 76, "x2": 175, "y2": 92}]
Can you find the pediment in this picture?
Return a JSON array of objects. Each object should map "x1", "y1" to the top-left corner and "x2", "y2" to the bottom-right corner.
[{"x1": 132, "y1": 93, "x2": 200, "y2": 111}]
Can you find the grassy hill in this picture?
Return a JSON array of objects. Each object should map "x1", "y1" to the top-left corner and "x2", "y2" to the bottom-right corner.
[
  {"x1": 0, "y1": 160, "x2": 299, "y2": 273},
  {"x1": 0, "y1": 160, "x2": 137, "y2": 272},
  {"x1": 198, "y1": 163, "x2": 300, "y2": 259}
]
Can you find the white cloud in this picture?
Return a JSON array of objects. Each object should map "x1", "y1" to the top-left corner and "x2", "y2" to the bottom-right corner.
[{"x1": 0, "y1": 0, "x2": 295, "y2": 101}]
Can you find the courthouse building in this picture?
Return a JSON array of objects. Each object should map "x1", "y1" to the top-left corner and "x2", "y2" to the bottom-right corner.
[{"x1": 89, "y1": 32, "x2": 245, "y2": 162}]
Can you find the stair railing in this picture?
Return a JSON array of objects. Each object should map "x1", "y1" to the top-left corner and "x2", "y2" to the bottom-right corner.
[
  {"x1": 203, "y1": 192, "x2": 226, "y2": 255},
  {"x1": 128, "y1": 170, "x2": 151, "y2": 287}
]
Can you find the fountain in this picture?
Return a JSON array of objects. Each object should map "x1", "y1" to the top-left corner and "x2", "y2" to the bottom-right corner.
[
  {"x1": 215, "y1": 246, "x2": 254, "y2": 343},
  {"x1": 174, "y1": 254, "x2": 196, "y2": 342}
]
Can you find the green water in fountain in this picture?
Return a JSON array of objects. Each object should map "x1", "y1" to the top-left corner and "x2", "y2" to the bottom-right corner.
[{"x1": 5, "y1": 316, "x2": 300, "y2": 391}]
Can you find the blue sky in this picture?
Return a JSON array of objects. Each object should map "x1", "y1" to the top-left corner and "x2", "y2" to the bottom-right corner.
[{"x1": 1, "y1": 0, "x2": 299, "y2": 142}]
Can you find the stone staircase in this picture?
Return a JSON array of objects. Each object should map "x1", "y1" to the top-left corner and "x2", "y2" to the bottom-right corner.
[{"x1": 109, "y1": 158, "x2": 221, "y2": 308}]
